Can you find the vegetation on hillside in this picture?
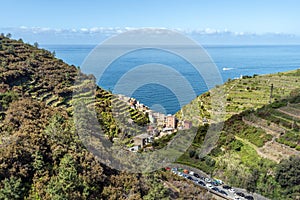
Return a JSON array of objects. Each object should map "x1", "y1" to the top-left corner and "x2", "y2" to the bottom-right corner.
[
  {"x1": 176, "y1": 82, "x2": 300, "y2": 199},
  {"x1": 0, "y1": 35, "x2": 212, "y2": 199}
]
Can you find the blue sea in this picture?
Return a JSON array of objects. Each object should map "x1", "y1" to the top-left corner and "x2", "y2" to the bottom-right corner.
[{"x1": 41, "y1": 44, "x2": 300, "y2": 114}]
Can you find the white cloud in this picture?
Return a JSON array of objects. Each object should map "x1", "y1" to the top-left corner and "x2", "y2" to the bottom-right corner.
[
  {"x1": 1, "y1": 26, "x2": 300, "y2": 45},
  {"x1": 2, "y1": 26, "x2": 256, "y2": 36}
]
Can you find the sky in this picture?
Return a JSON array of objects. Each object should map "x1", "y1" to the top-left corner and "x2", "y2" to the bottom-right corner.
[{"x1": 1, "y1": 0, "x2": 300, "y2": 44}]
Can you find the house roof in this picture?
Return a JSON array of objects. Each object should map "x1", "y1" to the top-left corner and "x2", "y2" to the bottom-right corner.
[{"x1": 134, "y1": 133, "x2": 151, "y2": 139}]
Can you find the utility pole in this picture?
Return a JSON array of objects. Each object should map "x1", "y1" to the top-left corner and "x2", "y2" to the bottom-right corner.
[{"x1": 269, "y1": 83, "x2": 274, "y2": 103}]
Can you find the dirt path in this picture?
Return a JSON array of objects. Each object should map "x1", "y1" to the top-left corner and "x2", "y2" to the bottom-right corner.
[{"x1": 277, "y1": 107, "x2": 300, "y2": 120}]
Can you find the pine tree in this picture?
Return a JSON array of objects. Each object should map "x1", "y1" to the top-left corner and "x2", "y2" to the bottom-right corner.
[{"x1": 0, "y1": 177, "x2": 25, "y2": 200}]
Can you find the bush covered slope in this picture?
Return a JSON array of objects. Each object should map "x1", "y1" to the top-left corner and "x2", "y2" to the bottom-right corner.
[{"x1": 0, "y1": 35, "x2": 212, "y2": 200}]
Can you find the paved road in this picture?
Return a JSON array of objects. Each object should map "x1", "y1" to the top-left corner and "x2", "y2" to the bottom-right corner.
[{"x1": 168, "y1": 164, "x2": 270, "y2": 200}]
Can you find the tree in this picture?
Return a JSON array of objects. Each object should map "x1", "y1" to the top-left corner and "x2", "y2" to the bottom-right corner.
[
  {"x1": 205, "y1": 156, "x2": 216, "y2": 167},
  {"x1": 46, "y1": 154, "x2": 82, "y2": 199},
  {"x1": 6, "y1": 33, "x2": 11, "y2": 38},
  {"x1": 102, "y1": 173, "x2": 143, "y2": 200},
  {"x1": 189, "y1": 150, "x2": 196, "y2": 158},
  {"x1": 245, "y1": 169, "x2": 260, "y2": 193},
  {"x1": 34, "y1": 42, "x2": 39, "y2": 48},
  {"x1": 0, "y1": 177, "x2": 25, "y2": 200},
  {"x1": 143, "y1": 175, "x2": 169, "y2": 200},
  {"x1": 275, "y1": 156, "x2": 300, "y2": 188},
  {"x1": 229, "y1": 140, "x2": 243, "y2": 151},
  {"x1": 7, "y1": 45, "x2": 15, "y2": 54},
  {"x1": 32, "y1": 151, "x2": 45, "y2": 176}
]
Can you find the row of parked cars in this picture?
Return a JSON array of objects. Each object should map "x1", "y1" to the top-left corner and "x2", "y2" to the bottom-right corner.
[{"x1": 166, "y1": 167, "x2": 254, "y2": 200}]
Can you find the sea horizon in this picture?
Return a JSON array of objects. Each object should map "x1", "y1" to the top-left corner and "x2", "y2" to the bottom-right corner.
[{"x1": 41, "y1": 44, "x2": 300, "y2": 114}]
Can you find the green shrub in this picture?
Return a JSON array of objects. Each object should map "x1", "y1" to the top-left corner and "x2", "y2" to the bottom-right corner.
[
  {"x1": 210, "y1": 147, "x2": 223, "y2": 156},
  {"x1": 229, "y1": 140, "x2": 244, "y2": 151}
]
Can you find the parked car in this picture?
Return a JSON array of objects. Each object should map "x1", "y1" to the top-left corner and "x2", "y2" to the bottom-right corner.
[
  {"x1": 205, "y1": 178, "x2": 211, "y2": 182},
  {"x1": 189, "y1": 171, "x2": 194, "y2": 176},
  {"x1": 212, "y1": 187, "x2": 220, "y2": 192},
  {"x1": 235, "y1": 192, "x2": 245, "y2": 197},
  {"x1": 214, "y1": 179, "x2": 223, "y2": 185},
  {"x1": 197, "y1": 181, "x2": 206, "y2": 186},
  {"x1": 187, "y1": 176, "x2": 194, "y2": 181},
  {"x1": 171, "y1": 170, "x2": 178, "y2": 175},
  {"x1": 219, "y1": 190, "x2": 228, "y2": 196},
  {"x1": 229, "y1": 188, "x2": 235, "y2": 193},
  {"x1": 194, "y1": 173, "x2": 200, "y2": 178},
  {"x1": 211, "y1": 181, "x2": 219, "y2": 186},
  {"x1": 222, "y1": 185, "x2": 231, "y2": 190},
  {"x1": 245, "y1": 196, "x2": 254, "y2": 200},
  {"x1": 206, "y1": 183, "x2": 213, "y2": 188}
]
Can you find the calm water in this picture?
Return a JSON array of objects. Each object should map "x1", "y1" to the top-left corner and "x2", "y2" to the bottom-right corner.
[{"x1": 42, "y1": 44, "x2": 300, "y2": 114}]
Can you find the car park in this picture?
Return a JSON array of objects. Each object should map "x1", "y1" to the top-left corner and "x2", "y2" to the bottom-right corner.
[{"x1": 168, "y1": 166, "x2": 254, "y2": 200}]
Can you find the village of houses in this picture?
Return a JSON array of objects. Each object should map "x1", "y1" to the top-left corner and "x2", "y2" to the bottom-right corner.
[{"x1": 117, "y1": 94, "x2": 193, "y2": 152}]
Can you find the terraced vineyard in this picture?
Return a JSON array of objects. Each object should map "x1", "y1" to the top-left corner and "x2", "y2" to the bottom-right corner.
[
  {"x1": 0, "y1": 35, "x2": 148, "y2": 141},
  {"x1": 179, "y1": 70, "x2": 300, "y2": 123},
  {"x1": 176, "y1": 69, "x2": 300, "y2": 199},
  {"x1": 255, "y1": 102, "x2": 300, "y2": 151}
]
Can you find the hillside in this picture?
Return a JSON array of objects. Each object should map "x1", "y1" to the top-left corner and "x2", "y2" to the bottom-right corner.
[
  {"x1": 1, "y1": 34, "x2": 299, "y2": 200},
  {"x1": 178, "y1": 69, "x2": 300, "y2": 122},
  {"x1": 0, "y1": 35, "x2": 214, "y2": 199},
  {"x1": 176, "y1": 70, "x2": 300, "y2": 199}
]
